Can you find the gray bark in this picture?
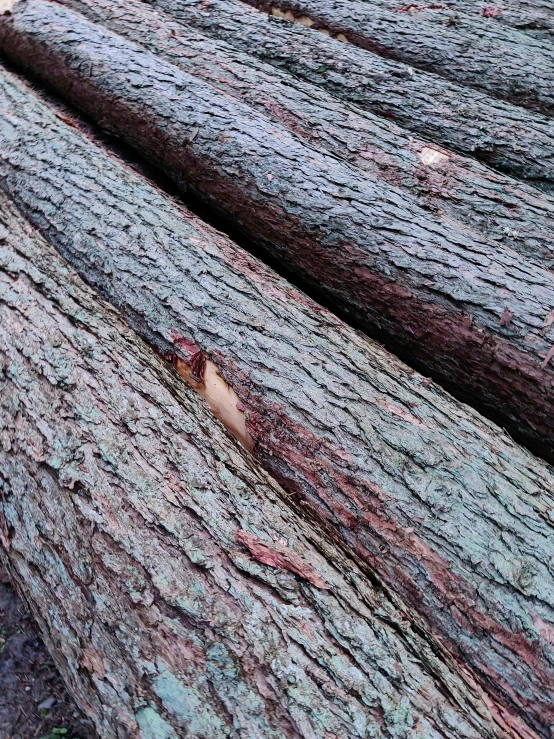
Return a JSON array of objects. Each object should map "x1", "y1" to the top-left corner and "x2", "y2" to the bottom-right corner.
[
  {"x1": 408, "y1": 0, "x2": 554, "y2": 38},
  {"x1": 0, "y1": 65, "x2": 554, "y2": 737},
  {"x1": 245, "y1": 0, "x2": 554, "y2": 116},
  {"x1": 2, "y1": 0, "x2": 554, "y2": 461},
  {"x1": 59, "y1": 0, "x2": 554, "y2": 272},
  {"x1": 1, "y1": 191, "x2": 512, "y2": 739},
  {"x1": 143, "y1": 0, "x2": 554, "y2": 194}
]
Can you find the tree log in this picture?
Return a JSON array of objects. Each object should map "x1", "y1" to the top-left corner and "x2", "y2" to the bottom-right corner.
[
  {"x1": 2, "y1": 191, "x2": 516, "y2": 739},
  {"x1": 143, "y1": 0, "x2": 554, "y2": 194},
  {"x1": 245, "y1": 0, "x2": 554, "y2": 116},
  {"x1": 414, "y1": 0, "x2": 554, "y2": 38},
  {"x1": 0, "y1": 66, "x2": 554, "y2": 736},
  {"x1": 59, "y1": 0, "x2": 554, "y2": 271},
  {"x1": 3, "y1": 1, "x2": 554, "y2": 460}
]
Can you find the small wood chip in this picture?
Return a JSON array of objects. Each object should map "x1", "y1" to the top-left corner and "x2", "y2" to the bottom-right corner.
[
  {"x1": 500, "y1": 307, "x2": 513, "y2": 326},
  {"x1": 544, "y1": 309, "x2": 554, "y2": 329},
  {"x1": 541, "y1": 345, "x2": 554, "y2": 370}
]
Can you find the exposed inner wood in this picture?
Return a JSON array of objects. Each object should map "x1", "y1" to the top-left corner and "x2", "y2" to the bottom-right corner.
[
  {"x1": 0, "y1": 0, "x2": 18, "y2": 12},
  {"x1": 173, "y1": 355, "x2": 254, "y2": 452},
  {"x1": 59, "y1": 0, "x2": 554, "y2": 278}
]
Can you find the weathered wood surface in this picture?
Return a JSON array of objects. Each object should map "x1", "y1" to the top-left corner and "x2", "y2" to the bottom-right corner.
[
  {"x1": 3, "y1": 1, "x2": 554, "y2": 461},
  {"x1": 415, "y1": 0, "x2": 554, "y2": 38},
  {"x1": 143, "y1": 0, "x2": 554, "y2": 194},
  {"x1": 1, "y1": 67, "x2": 554, "y2": 737},
  {"x1": 2, "y1": 192, "x2": 514, "y2": 739},
  {"x1": 60, "y1": 0, "x2": 554, "y2": 271},
  {"x1": 246, "y1": 0, "x2": 554, "y2": 116}
]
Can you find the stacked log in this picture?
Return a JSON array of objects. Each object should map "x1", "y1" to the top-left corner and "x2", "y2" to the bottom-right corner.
[
  {"x1": 2, "y1": 0, "x2": 554, "y2": 461},
  {"x1": 3, "y1": 189, "x2": 515, "y2": 739},
  {"x1": 421, "y1": 0, "x2": 554, "y2": 38},
  {"x1": 142, "y1": 0, "x2": 554, "y2": 193},
  {"x1": 245, "y1": 0, "x2": 554, "y2": 115},
  {"x1": 1, "y1": 66, "x2": 554, "y2": 736},
  {"x1": 60, "y1": 0, "x2": 554, "y2": 270}
]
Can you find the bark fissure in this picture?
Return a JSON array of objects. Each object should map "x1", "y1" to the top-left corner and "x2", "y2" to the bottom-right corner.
[
  {"x1": 0, "y1": 205, "x2": 510, "y2": 736},
  {"x1": 397, "y1": 0, "x2": 554, "y2": 38}
]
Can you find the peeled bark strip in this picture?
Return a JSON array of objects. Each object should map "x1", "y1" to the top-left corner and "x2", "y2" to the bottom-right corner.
[
  {"x1": 61, "y1": 0, "x2": 554, "y2": 271},
  {"x1": 144, "y1": 0, "x2": 554, "y2": 194},
  {"x1": 246, "y1": 0, "x2": 554, "y2": 116},
  {"x1": 2, "y1": 193, "x2": 512, "y2": 739},
  {"x1": 1, "y1": 67, "x2": 554, "y2": 737},
  {"x1": 3, "y1": 2, "x2": 554, "y2": 461}
]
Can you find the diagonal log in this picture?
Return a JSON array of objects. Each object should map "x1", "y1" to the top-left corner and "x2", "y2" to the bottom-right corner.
[
  {"x1": 244, "y1": 0, "x2": 554, "y2": 116},
  {"x1": 418, "y1": 0, "x2": 554, "y2": 38},
  {"x1": 142, "y1": 0, "x2": 554, "y2": 194},
  {"x1": 60, "y1": 0, "x2": 554, "y2": 271}
]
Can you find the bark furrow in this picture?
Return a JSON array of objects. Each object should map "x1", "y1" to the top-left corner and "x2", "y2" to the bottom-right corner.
[
  {"x1": 245, "y1": 0, "x2": 554, "y2": 116},
  {"x1": 143, "y1": 0, "x2": 554, "y2": 194},
  {"x1": 2, "y1": 1, "x2": 554, "y2": 461},
  {"x1": 0, "y1": 66, "x2": 554, "y2": 736},
  {"x1": 58, "y1": 0, "x2": 554, "y2": 272},
  {"x1": 1, "y1": 191, "x2": 512, "y2": 739}
]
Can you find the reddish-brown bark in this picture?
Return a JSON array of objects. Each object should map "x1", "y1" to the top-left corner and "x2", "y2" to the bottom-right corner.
[
  {"x1": 144, "y1": 0, "x2": 554, "y2": 194},
  {"x1": 245, "y1": 0, "x2": 554, "y2": 116}
]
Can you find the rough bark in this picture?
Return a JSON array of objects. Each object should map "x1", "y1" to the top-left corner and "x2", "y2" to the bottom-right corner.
[
  {"x1": 1, "y1": 66, "x2": 554, "y2": 738},
  {"x1": 246, "y1": 0, "x2": 554, "y2": 116},
  {"x1": 415, "y1": 0, "x2": 554, "y2": 38},
  {"x1": 58, "y1": 0, "x2": 554, "y2": 272},
  {"x1": 1, "y1": 192, "x2": 513, "y2": 739},
  {"x1": 3, "y1": 1, "x2": 554, "y2": 462},
  {"x1": 143, "y1": 0, "x2": 554, "y2": 194}
]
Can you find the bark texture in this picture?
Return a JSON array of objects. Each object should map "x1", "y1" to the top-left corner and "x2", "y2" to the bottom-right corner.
[
  {"x1": 60, "y1": 0, "x2": 554, "y2": 272},
  {"x1": 0, "y1": 66, "x2": 554, "y2": 737},
  {"x1": 1, "y1": 192, "x2": 512, "y2": 739},
  {"x1": 418, "y1": 0, "x2": 554, "y2": 38},
  {"x1": 144, "y1": 0, "x2": 554, "y2": 194},
  {"x1": 3, "y1": 1, "x2": 554, "y2": 461},
  {"x1": 246, "y1": 0, "x2": 554, "y2": 116}
]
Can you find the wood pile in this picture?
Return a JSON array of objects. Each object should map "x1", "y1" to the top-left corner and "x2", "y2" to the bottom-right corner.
[{"x1": 0, "y1": 1, "x2": 553, "y2": 737}]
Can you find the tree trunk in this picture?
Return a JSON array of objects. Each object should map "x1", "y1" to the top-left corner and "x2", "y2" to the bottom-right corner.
[
  {"x1": 418, "y1": 0, "x2": 554, "y2": 38},
  {"x1": 3, "y1": 1, "x2": 554, "y2": 461},
  {"x1": 245, "y1": 0, "x2": 554, "y2": 116},
  {"x1": 1, "y1": 66, "x2": 554, "y2": 738},
  {"x1": 143, "y1": 0, "x2": 554, "y2": 194},
  {"x1": 2, "y1": 191, "x2": 516, "y2": 739},
  {"x1": 59, "y1": 0, "x2": 554, "y2": 272}
]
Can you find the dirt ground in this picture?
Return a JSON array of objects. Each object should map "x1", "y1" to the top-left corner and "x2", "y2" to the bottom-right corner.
[{"x1": 0, "y1": 567, "x2": 92, "y2": 739}]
